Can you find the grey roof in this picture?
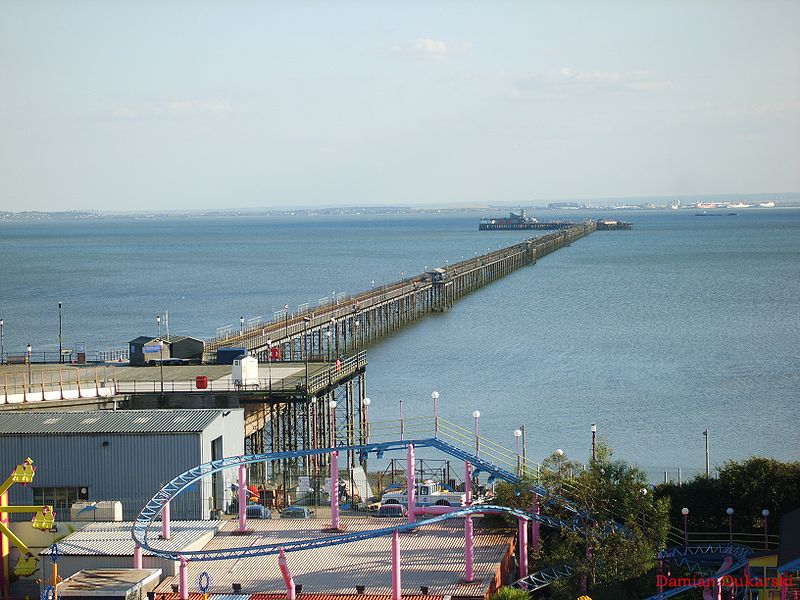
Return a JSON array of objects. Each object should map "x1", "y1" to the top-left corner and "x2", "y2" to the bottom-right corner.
[
  {"x1": 0, "y1": 409, "x2": 232, "y2": 434},
  {"x1": 166, "y1": 335, "x2": 204, "y2": 344},
  {"x1": 40, "y1": 521, "x2": 222, "y2": 557},
  {"x1": 129, "y1": 336, "x2": 158, "y2": 345}
]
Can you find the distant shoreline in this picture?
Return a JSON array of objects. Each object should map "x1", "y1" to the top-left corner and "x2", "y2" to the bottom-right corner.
[{"x1": 2, "y1": 198, "x2": 799, "y2": 221}]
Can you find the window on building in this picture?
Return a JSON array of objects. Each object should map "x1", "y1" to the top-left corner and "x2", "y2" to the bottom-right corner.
[{"x1": 32, "y1": 486, "x2": 89, "y2": 512}]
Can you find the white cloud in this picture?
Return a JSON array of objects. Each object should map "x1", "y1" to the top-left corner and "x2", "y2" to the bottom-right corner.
[
  {"x1": 515, "y1": 67, "x2": 673, "y2": 95},
  {"x1": 112, "y1": 99, "x2": 231, "y2": 119},
  {"x1": 391, "y1": 38, "x2": 468, "y2": 59}
]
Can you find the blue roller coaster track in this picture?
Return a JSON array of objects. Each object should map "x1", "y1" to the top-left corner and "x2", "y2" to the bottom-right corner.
[{"x1": 131, "y1": 437, "x2": 751, "y2": 598}]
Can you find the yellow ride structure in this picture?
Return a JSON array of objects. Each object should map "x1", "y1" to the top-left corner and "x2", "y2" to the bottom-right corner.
[{"x1": 1, "y1": 458, "x2": 57, "y2": 599}]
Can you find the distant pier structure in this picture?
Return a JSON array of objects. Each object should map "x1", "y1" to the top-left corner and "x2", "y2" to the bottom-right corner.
[
  {"x1": 479, "y1": 209, "x2": 575, "y2": 231},
  {"x1": 479, "y1": 210, "x2": 631, "y2": 231}
]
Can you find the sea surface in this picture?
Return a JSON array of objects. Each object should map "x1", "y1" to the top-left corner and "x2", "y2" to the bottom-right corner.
[{"x1": 1, "y1": 209, "x2": 798, "y2": 477}]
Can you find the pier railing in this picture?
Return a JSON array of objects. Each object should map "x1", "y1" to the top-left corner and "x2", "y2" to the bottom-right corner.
[
  {"x1": 112, "y1": 351, "x2": 367, "y2": 396},
  {"x1": 1, "y1": 365, "x2": 118, "y2": 405}
]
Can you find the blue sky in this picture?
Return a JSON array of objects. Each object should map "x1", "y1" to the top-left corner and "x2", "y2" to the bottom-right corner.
[{"x1": 1, "y1": 1, "x2": 798, "y2": 211}]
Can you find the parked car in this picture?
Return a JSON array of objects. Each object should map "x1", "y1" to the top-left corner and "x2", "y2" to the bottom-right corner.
[
  {"x1": 376, "y1": 504, "x2": 408, "y2": 518},
  {"x1": 245, "y1": 503, "x2": 272, "y2": 519},
  {"x1": 280, "y1": 506, "x2": 313, "y2": 519}
]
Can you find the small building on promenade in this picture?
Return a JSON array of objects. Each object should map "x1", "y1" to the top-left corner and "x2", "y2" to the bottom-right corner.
[{"x1": 0, "y1": 409, "x2": 244, "y2": 521}]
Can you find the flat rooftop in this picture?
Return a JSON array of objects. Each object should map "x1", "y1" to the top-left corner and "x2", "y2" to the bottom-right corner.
[
  {"x1": 155, "y1": 517, "x2": 513, "y2": 597},
  {"x1": 41, "y1": 521, "x2": 224, "y2": 557},
  {"x1": 58, "y1": 568, "x2": 161, "y2": 596}
]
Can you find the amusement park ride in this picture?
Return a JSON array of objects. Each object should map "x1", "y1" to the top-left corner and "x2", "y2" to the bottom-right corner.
[
  {"x1": 0, "y1": 458, "x2": 57, "y2": 599},
  {"x1": 131, "y1": 436, "x2": 759, "y2": 600}
]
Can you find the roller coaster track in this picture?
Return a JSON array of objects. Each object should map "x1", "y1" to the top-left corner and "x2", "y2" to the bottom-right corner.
[
  {"x1": 131, "y1": 437, "x2": 742, "y2": 600},
  {"x1": 513, "y1": 564, "x2": 576, "y2": 591},
  {"x1": 640, "y1": 544, "x2": 753, "y2": 600},
  {"x1": 132, "y1": 437, "x2": 594, "y2": 560}
]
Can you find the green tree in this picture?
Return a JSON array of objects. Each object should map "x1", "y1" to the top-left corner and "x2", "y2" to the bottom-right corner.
[
  {"x1": 488, "y1": 586, "x2": 531, "y2": 600},
  {"x1": 655, "y1": 456, "x2": 800, "y2": 537},
  {"x1": 496, "y1": 444, "x2": 671, "y2": 600}
]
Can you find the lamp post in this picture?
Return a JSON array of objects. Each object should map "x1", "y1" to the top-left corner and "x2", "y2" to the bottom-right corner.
[
  {"x1": 555, "y1": 448, "x2": 564, "y2": 493},
  {"x1": 641, "y1": 488, "x2": 648, "y2": 531},
  {"x1": 58, "y1": 301, "x2": 63, "y2": 363},
  {"x1": 157, "y1": 313, "x2": 164, "y2": 397},
  {"x1": 703, "y1": 429, "x2": 710, "y2": 477},
  {"x1": 520, "y1": 425, "x2": 527, "y2": 476},
  {"x1": 514, "y1": 429, "x2": 522, "y2": 476},
  {"x1": 240, "y1": 316, "x2": 244, "y2": 336},
  {"x1": 363, "y1": 397, "x2": 371, "y2": 443},
  {"x1": 762, "y1": 509, "x2": 769, "y2": 550},
  {"x1": 326, "y1": 330, "x2": 332, "y2": 362},
  {"x1": 726, "y1": 507, "x2": 734, "y2": 544},
  {"x1": 431, "y1": 391, "x2": 440, "y2": 436},
  {"x1": 158, "y1": 339, "x2": 164, "y2": 399},
  {"x1": 681, "y1": 507, "x2": 689, "y2": 546},
  {"x1": 0, "y1": 318, "x2": 4, "y2": 362},
  {"x1": 26, "y1": 343, "x2": 32, "y2": 392},
  {"x1": 399, "y1": 399, "x2": 404, "y2": 440},
  {"x1": 472, "y1": 411, "x2": 480, "y2": 456},
  {"x1": 329, "y1": 399, "x2": 337, "y2": 447},
  {"x1": 591, "y1": 423, "x2": 597, "y2": 462},
  {"x1": 284, "y1": 304, "x2": 289, "y2": 336},
  {"x1": 330, "y1": 318, "x2": 337, "y2": 359},
  {"x1": 303, "y1": 316, "x2": 311, "y2": 390},
  {"x1": 354, "y1": 320, "x2": 360, "y2": 348},
  {"x1": 266, "y1": 338, "x2": 272, "y2": 393}
]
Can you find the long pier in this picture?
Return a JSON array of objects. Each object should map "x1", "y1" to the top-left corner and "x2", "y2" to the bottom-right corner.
[{"x1": 204, "y1": 221, "x2": 596, "y2": 363}]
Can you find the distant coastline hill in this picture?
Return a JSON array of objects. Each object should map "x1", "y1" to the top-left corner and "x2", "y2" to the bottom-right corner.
[{"x1": 0, "y1": 210, "x2": 101, "y2": 221}]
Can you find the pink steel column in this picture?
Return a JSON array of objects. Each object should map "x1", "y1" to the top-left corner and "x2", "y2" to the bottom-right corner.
[
  {"x1": 530, "y1": 495, "x2": 540, "y2": 554},
  {"x1": 517, "y1": 518, "x2": 528, "y2": 579},
  {"x1": 391, "y1": 529, "x2": 401, "y2": 600},
  {"x1": 330, "y1": 450, "x2": 340, "y2": 530},
  {"x1": 161, "y1": 501, "x2": 171, "y2": 540},
  {"x1": 179, "y1": 556, "x2": 188, "y2": 600},
  {"x1": 133, "y1": 544, "x2": 143, "y2": 569},
  {"x1": 278, "y1": 547, "x2": 296, "y2": 600},
  {"x1": 464, "y1": 461, "x2": 475, "y2": 582},
  {"x1": 406, "y1": 444, "x2": 416, "y2": 524},
  {"x1": 238, "y1": 463, "x2": 248, "y2": 533}
]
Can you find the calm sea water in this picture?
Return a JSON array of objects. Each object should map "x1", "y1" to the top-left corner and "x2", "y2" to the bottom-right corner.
[{"x1": 1, "y1": 210, "x2": 798, "y2": 475}]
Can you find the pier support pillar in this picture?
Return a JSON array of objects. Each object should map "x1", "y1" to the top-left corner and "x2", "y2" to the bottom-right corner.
[
  {"x1": 392, "y1": 529, "x2": 401, "y2": 600},
  {"x1": 518, "y1": 517, "x2": 528, "y2": 579},
  {"x1": 278, "y1": 547, "x2": 296, "y2": 600},
  {"x1": 464, "y1": 514, "x2": 475, "y2": 583},
  {"x1": 406, "y1": 444, "x2": 416, "y2": 524},
  {"x1": 463, "y1": 460, "x2": 475, "y2": 583},
  {"x1": 179, "y1": 556, "x2": 188, "y2": 600},
  {"x1": 238, "y1": 464, "x2": 248, "y2": 534},
  {"x1": 161, "y1": 501, "x2": 171, "y2": 540},
  {"x1": 531, "y1": 495, "x2": 540, "y2": 554},
  {"x1": 330, "y1": 450, "x2": 341, "y2": 530}
]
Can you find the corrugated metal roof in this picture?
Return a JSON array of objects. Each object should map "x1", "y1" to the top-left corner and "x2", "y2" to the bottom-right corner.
[
  {"x1": 0, "y1": 409, "x2": 233, "y2": 434},
  {"x1": 40, "y1": 521, "x2": 222, "y2": 557},
  {"x1": 155, "y1": 517, "x2": 512, "y2": 597}
]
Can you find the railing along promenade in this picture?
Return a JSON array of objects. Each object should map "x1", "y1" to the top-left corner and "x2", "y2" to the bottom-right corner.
[{"x1": 204, "y1": 222, "x2": 596, "y2": 363}]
